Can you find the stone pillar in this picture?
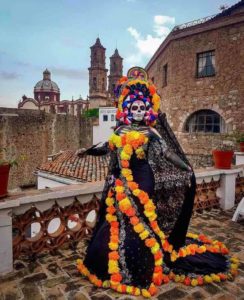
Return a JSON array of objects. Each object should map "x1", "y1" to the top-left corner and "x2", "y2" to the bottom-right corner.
[
  {"x1": 0, "y1": 208, "x2": 13, "y2": 274},
  {"x1": 217, "y1": 169, "x2": 241, "y2": 210},
  {"x1": 235, "y1": 152, "x2": 244, "y2": 165}
]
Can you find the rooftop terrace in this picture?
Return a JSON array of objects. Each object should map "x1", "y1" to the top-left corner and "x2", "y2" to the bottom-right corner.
[{"x1": 0, "y1": 208, "x2": 243, "y2": 300}]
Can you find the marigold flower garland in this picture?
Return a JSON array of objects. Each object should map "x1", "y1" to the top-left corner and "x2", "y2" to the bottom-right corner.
[{"x1": 77, "y1": 130, "x2": 239, "y2": 298}]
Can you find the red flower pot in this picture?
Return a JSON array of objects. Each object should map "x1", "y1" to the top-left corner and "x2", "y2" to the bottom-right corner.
[
  {"x1": 212, "y1": 150, "x2": 234, "y2": 169},
  {"x1": 0, "y1": 164, "x2": 10, "y2": 198},
  {"x1": 240, "y1": 142, "x2": 244, "y2": 152}
]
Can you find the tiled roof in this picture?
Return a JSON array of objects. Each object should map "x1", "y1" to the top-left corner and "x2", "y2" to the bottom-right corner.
[{"x1": 37, "y1": 150, "x2": 109, "y2": 182}]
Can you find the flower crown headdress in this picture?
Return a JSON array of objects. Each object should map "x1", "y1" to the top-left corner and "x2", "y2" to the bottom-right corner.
[{"x1": 114, "y1": 67, "x2": 160, "y2": 126}]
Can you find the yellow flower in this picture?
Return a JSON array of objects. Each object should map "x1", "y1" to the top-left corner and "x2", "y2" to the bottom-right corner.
[
  {"x1": 108, "y1": 262, "x2": 119, "y2": 274},
  {"x1": 115, "y1": 186, "x2": 124, "y2": 193},
  {"x1": 77, "y1": 259, "x2": 82, "y2": 264},
  {"x1": 120, "y1": 150, "x2": 131, "y2": 160},
  {"x1": 204, "y1": 275, "x2": 213, "y2": 283},
  {"x1": 191, "y1": 279, "x2": 198, "y2": 286},
  {"x1": 126, "y1": 286, "x2": 133, "y2": 294},
  {"x1": 144, "y1": 210, "x2": 155, "y2": 218},
  {"x1": 109, "y1": 133, "x2": 122, "y2": 148},
  {"x1": 126, "y1": 175, "x2": 133, "y2": 182},
  {"x1": 139, "y1": 230, "x2": 149, "y2": 240},
  {"x1": 148, "y1": 214, "x2": 157, "y2": 221},
  {"x1": 106, "y1": 214, "x2": 117, "y2": 223},
  {"x1": 109, "y1": 242, "x2": 118, "y2": 251},
  {"x1": 102, "y1": 280, "x2": 110, "y2": 288},
  {"x1": 105, "y1": 197, "x2": 114, "y2": 206},
  {"x1": 134, "y1": 287, "x2": 141, "y2": 296},
  {"x1": 174, "y1": 275, "x2": 181, "y2": 282},
  {"x1": 142, "y1": 289, "x2": 151, "y2": 298},
  {"x1": 124, "y1": 144, "x2": 133, "y2": 155},
  {"x1": 187, "y1": 232, "x2": 198, "y2": 239},
  {"x1": 132, "y1": 189, "x2": 141, "y2": 196},
  {"x1": 230, "y1": 257, "x2": 239, "y2": 264},
  {"x1": 144, "y1": 200, "x2": 156, "y2": 211},
  {"x1": 231, "y1": 263, "x2": 238, "y2": 270},
  {"x1": 211, "y1": 274, "x2": 221, "y2": 282},
  {"x1": 134, "y1": 223, "x2": 144, "y2": 233},
  {"x1": 121, "y1": 168, "x2": 132, "y2": 177},
  {"x1": 171, "y1": 250, "x2": 178, "y2": 262},
  {"x1": 119, "y1": 198, "x2": 131, "y2": 211},
  {"x1": 155, "y1": 258, "x2": 163, "y2": 266},
  {"x1": 151, "y1": 243, "x2": 160, "y2": 254}
]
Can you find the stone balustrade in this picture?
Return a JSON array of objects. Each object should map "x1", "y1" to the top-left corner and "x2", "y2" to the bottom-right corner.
[{"x1": 0, "y1": 165, "x2": 243, "y2": 275}]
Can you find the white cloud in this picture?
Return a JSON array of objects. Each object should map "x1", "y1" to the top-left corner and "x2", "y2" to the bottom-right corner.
[{"x1": 126, "y1": 15, "x2": 175, "y2": 67}]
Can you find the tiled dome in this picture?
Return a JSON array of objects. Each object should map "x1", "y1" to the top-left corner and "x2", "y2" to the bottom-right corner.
[{"x1": 34, "y1": 69, "x2": 60, "y2": 93}]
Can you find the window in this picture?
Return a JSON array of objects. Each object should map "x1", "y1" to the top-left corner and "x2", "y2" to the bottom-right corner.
[
  {"x1": 197, "y1": 50, "x2": 215, "y2": 78},
  {"x1": 103, "y1": 114, "x2": 108, "y2": 121},
  {"x1": 163, "y1": 64, "x2": 168, "y2": 87},
  {"x1": 45, "y1": 96, "x2": 49, "y2": 101},
  {"x1": 93, "y1": 77, "x2": 97, "y2": 89},
  {"x1": 185, "y1": 110, "x2": 224, "y2": 133},
  {"x1": 111, "y1": 114, "x2": 114, "y2": 121}
]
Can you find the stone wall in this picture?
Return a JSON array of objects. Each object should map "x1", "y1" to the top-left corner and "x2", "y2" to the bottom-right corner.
[
  {"x1": 147, "y1": 14, "x2": 244, "y2": 163},
  {"x1": 0, "y1": 108, "x2": 93, "y2": 189}
]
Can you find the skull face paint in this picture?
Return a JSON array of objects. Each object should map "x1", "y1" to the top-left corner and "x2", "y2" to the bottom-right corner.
[{"x1": 130, "y1": 100, "x2": 146, "y2": 122}]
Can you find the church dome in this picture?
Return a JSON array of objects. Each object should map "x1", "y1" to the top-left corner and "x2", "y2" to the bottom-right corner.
[{"x1": 34, "y1": 69, "x2": 60, "y2": 93}]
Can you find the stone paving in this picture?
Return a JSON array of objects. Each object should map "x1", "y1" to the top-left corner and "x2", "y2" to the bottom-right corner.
[{"x1": 0, "y1": 208, "x2": 244, "y2": 300}]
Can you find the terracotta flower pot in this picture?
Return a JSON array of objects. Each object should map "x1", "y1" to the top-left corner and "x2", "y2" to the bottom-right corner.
[
  {"x1": 212, "y1": 150, "x2": 234, "y2": 169},
  {"x1": 0, "y1": 164, "x2": 10, "y2": 198},
  {"x1": 240, "y1": 142, "x2": 244, "y2": 152}
]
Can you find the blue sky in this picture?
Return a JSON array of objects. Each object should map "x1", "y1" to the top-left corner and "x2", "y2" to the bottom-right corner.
[{"x1": 0, "y1": 0, "x2": 238, "y2": 107}]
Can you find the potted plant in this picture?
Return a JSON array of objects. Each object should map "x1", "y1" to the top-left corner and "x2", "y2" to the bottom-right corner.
[
  {"x1": 235, "y1": 132, "x2": 244, "y2": 152},
  {"x1": 212, "y1": 141, "x2": 234, "y2": 169},
  {"x1": 0, "y1": 148, "x2": 18, "y2": 198}
]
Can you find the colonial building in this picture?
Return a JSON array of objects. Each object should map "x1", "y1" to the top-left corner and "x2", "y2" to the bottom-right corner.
[
  {"x1": 146, "y1": 0, "x2": 244, "y2": 166},
  {"x1": 18, "y1": 38, "x2": 123, "y2": 112},
  {"x1": 18, "y1": 69, "x2": 88, "y2": 115}
]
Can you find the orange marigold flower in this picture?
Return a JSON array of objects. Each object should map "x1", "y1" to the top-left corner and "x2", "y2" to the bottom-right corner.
[
  {"x1": 153, "y1": 273, "x2": 162, "y2": 286},
  {"x1": 125, "y1": 207, "x2": 136, "y2": 217},
  {"x1": 108, "y1": 190, "x2": 113, "y2": 197},
  {"x1": 121, "y1": 160, "x2": 129, "y2": 168},
  {"x1": 110, "y1": 227, "x2": 119, "y2": 235},
  {"x1": 127, "y1": 181, "x2": 139, "y2": 190},
  {"x1": 110, "y1": 235, "x2": 119, "y2": 243},
  {"x1": 149, "y1": 85, "x2": 156, "y2": 95},
  {"x1": 148, "y1": 283, "x2": 157, "y2": 296},
  {"x1": 116, "y1": 193, "x2": 126, "y2": 201},
  {"x1": 121, "y1": 87, "x2": 130, "y2": 96},
  {"x1": 138, "y1": 191, "x2": 149, "y2": 204},
  {"x1": 145, "y1": 238, "x2": 157, "y2": 248},
  {"x1": 154, "y1": 266, "x2": 162, "y2": 273},
  {"x1": 109, "y1": 251, "x2": 120, "y2": 260},
  {"x1": 130, "y1": 216, "x2": 140, "y2": 226},
  {"x1": 106, "y1": 206, "x2": 116, "y2": 214},
  {"x1": 121, "y1": 135, "x2": 127, "y2": 146},
  {"x1": 111, "y1": 221, "x2": 119, "y2": 228},
  {"x1": 197, "y1": 276, "x2": 204, "y2": 285},
  {"x1": 115, "y1": 179, "x2": 123, "y2": 186},
  {"x1": 221, "y1": 247, "x2": 229, "y2": 254},
  {"x1": 154, "y1": 251, "x2": 163, "y2": 260},
  {"x1": 111, "y1": 273, "x2": 122, "y2": 282},
  {"x1": 184, "y1": 277, "x2": 191, "y2": 286}
]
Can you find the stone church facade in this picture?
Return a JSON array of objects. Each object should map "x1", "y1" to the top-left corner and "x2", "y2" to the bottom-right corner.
[
  {"x1": 146, "y1": 1, "x2": 244, "y2": 166},
  {"x1": 18, "y1": 38, "x2": 123, "y2": 112}
]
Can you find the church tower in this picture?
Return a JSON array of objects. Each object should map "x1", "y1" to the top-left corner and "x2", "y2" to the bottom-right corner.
[
  {"x1": 88, "y1": 38, "x2": 108, "y2": 108},
  {"x1": 108, "y1": 49, "x2": 123, "y2": 98}
]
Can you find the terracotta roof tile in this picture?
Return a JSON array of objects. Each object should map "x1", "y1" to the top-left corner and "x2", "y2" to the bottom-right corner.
[{"x1": 37, "y1": 150, "x2": 110, "y2": 182}]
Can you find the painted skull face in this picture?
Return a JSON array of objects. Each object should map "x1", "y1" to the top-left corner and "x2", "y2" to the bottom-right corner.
[{"x1": 130, "y1": 100, "x2": 146, "y2": 122}]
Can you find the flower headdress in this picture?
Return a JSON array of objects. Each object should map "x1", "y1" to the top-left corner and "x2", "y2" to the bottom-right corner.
[{"x1": 114, "y1": 67, "x2": 160, "y2": 126}]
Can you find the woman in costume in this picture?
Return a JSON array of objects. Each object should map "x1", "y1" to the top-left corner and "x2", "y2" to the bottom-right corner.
[{"x1": 77, "y1": 67, "x2": 238, "y2": 298}]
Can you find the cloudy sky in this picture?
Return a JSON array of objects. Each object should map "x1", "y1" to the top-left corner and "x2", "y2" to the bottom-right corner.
[{"x1": 0, "y1": 0, "x2": 238, "y2": 107}]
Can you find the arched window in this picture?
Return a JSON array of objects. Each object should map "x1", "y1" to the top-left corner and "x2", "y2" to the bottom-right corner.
[
  {"x1": 185, "y1": 110, "x2": 225, "y2": 133},
  {"x1": 93, "y1": 77, "x2": 97, "y2": 90}
]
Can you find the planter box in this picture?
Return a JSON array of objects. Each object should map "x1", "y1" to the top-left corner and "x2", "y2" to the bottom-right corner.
[{"x1": 212, "y1": 150, "x2": 234, "y2": 169}]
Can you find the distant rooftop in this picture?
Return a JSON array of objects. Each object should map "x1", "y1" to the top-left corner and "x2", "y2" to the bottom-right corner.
[{"x1": 37, "y1": 150, "x2": 109, "y2": 183}]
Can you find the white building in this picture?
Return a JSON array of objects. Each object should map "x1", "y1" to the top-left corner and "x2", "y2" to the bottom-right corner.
[{"x1": 93, "y1": 107, "x2": 117, "y2": 144}]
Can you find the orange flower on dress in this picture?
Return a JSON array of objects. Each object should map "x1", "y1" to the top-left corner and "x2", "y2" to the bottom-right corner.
[
  {"x1": 130, "y1": 216, "x2": 140, "y2": 225},
  {"x1": 121, "y1": 160, "x2": 129, "y2": 168},
  {"x1": 109, "y1": 251, "x2": 120, "y2": 260},
  {"x1": 115, "y1": 179, "x2": 123, "y2": 186},
  {"x1": 145, "y1": 238, "x2": 157, "y2": 248}
]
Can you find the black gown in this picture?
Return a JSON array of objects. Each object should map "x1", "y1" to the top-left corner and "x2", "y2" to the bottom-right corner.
[{"x1": 77, "y1": 114, "x2": 237, "y2": 294}]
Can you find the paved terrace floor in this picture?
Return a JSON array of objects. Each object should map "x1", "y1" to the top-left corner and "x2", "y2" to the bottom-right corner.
[{"x1": 0, "y1": 208, "x2": 244, "y2": 300}]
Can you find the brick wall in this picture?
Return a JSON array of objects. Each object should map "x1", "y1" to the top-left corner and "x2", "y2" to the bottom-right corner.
[
  {"x1": 147, "y1": 15, "x2": 244, "y2": 161},
  {"x1": 0, "y1": 108, "x2": 93, "y2": 189}
]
